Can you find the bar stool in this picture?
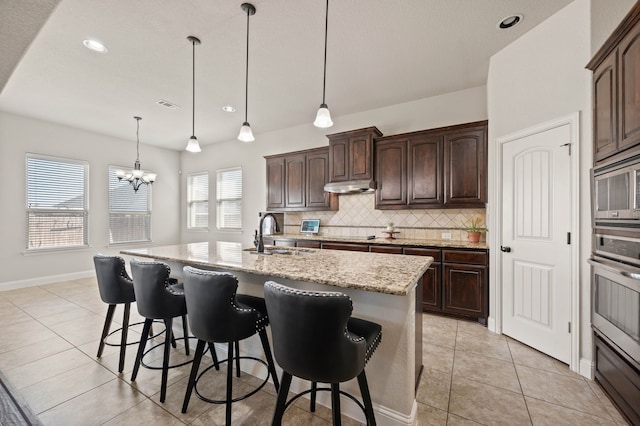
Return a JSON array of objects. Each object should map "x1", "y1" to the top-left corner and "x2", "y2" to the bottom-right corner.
[
  {"x1": 264, "y1": 281, "x2": 382, "y2": 426},
  {"x1": 181, "y1": 266, "x2": 280, "y2": 425},
  {"x1": 129, "y1": 259, "x2": 192, "y2": 403},
  {"x1": 94, "y1": 254, "x2": 140, "y2": 373}
]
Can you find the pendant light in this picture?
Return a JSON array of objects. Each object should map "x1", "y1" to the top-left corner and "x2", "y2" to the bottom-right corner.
[
  {"x1": 238, "y1": 3, "x2": 256, "y2": 142},
  {"x1": 116, "y1": 116, "x2": 156, "y2": 192},
  {"x1": 314, "y1": 0, "x2": 333, "y2": 128},
  {"x1": 185, "y1": 35, "x2": 202, "y2": 152}
]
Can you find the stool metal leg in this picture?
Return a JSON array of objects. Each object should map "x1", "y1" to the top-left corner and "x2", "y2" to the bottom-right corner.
[
  {"x1": 310, "y1": 381, "x2": 317, "y2": 412},
  {"x1": 272, "y1": 372, "x2": 292, "y2": 426},
  {"x1": 258, "y1": 329, "x2": 280, "y2": 391},
  {"x1": 182, "y1": 314, "x2": 190, "y2": 355},
  {"x1": 160, "y1": 318, "x2": 173, "y2": 403},
  {"x1": 235, "y1": 340, "x2": 241, "y2": 378},
  {"x1": 331, "y1": 383, "x2": 342, "y2": 426},
  {"x1": 131, "y1": 318, "x2": 152, "y2": 381},
  {"x1": 226, "y1": 341, "x2": 234, "y2": 425},
  {"x1": 182, "y1": 339, "x2": 206, "y2": 413},
  {"x1": 208, "y1": 342, "x2": 220, "y2": 370},
  {"x1": 97, "y1": 304, "x2": 116, "y2": 358},
  {"x1": 357, "y1": 370, "x2": 376, "y2": 426},
  {"x1": 118, "y1": 303, "x2": 131, "y2": 373}
]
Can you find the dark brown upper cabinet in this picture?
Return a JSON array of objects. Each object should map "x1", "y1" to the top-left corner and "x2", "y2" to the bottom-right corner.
[
  {"x1": 265, "y1": 147, "x2": 337, "y2": 212},
  {"x1": 444, "y1": 125, "x2": 487, "y2": 207},
  {"x1": 588, "y1": 3, "x2": 640, "y2": 165},
  {"x1": 375, "y1": 121, "x2": 486, "y2": 209},
  {"x1": 327, "y1": 127, "x2": 383, "y2": 182}
]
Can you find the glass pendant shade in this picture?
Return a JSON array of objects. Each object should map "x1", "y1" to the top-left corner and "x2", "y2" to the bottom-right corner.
[
  {"x1": 238, "y1": 121, "x2": 255, "y2": 142},
  {"x1": 314, "y1": 103, "x2": 333, "y2": 128},
  {"x1": 186, "y1": 136, "x2": 201, "y2": 153}
]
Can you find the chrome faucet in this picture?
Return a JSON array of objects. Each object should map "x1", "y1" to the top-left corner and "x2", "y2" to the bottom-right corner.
[{"x1": 257, "y1": 212, "x2": 280, "y2": 253}]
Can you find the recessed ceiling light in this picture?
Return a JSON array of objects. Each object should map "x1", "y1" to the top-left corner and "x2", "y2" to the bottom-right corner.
[
  {"x1": 497, "y1": 14, "x2": 523, "y2": 30},
  {"x1": 222, "y1": 105, "x2": 236, "y2": 113},
  {"x1": 82, "y1": 39, "x2": 108, "y2": 53}
]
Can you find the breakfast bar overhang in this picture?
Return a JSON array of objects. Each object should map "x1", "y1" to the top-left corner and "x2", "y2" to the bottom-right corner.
[{"x1": 121, "y1": 242, "x2": 432, "y2": 426}]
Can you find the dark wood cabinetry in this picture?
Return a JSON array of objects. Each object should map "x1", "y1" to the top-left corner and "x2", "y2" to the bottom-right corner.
[
  {"x1": 375, "y1": 121, "x2": 486, "y2": 209},
  {"x1": 588, "y1": 3, "x2": 640, "y2": 164},
  {"x1": 265, "y1": 147, "x2": 337, "y2": 212},
  {"x1": 327, "y1": 127, "x2": 382, "y2": 182},
  {"x1": 404, "y1": 248, "x2": 442, "y2": 312},
  {"x1": 321, "y1": 242, "x2": 369, "y2": 252}
]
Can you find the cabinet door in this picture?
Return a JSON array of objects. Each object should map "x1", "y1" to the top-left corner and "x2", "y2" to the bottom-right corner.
[
  {"x1": 444, "y1": 128, "x2": 487, "y2": 207},
  {"x1": 296, "y1": 240, "x2": 321, "y2": 249},
  {"x1": 266, "y1": 157, "x2": 285, "y2": 209},
  {"x1": 375, "y1": 139, "x2": 407, "y2": 207},
  {"x1": 306, "y1": 150, "x2": 331, "y2": 208},
  {"x1": 619, "y1": 27, "x2": 640, "y2": 152},
  {"x1": 329, "y1": 137, "x2": 349, "y2": 182},
  {"x1": 442, "y1": 263, "x2": 487, "y2": 319},
  {"x1": 408, "y1": 135, "x2": 443, "y2": 206},
  {"x1": 404, "y1": 248, "x2": 442, "y2": 312},
  {"x1": 594, "y1": 53, "x2": 618, "y2": 162},
  {"x1": 350, "y1": 135, "x2": 373, "y2": 180},
  {"x1": 370, "y1": 245, "x2": 403, "y2": 254},
  {"x1": 321, "y1": 242, "x2": 369, "y2": 252},
  {"x1": 285, "y1": 154, "x2": 306, "y2": 208}
]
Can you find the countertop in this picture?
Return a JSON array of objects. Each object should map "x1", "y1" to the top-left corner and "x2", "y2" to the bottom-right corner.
[
  {"x1": 264, "y1": 233, "x2": 489, "y2": 250},
  {"x1": 120, "y1": 241, "x2": 432, "y2": 296}
]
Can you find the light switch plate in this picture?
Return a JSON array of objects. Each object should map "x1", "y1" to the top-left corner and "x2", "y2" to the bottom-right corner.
[{"x1": 441, "y1": 232, "x2": 452, "y2": 239}]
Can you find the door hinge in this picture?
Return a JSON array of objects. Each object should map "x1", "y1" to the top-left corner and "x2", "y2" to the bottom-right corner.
[
  {"x1": 560, "y1": 142, "x2": 572, "y2": 155},
  {"x1": 568, "y1": 322, "x2": 571, "y2": 333},
  {"x1": 567, "y1": 232, "x2": 571, "y2": 245}
]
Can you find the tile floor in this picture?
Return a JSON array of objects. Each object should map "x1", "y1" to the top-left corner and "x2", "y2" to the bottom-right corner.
[{"x1": 0, "y1": 277, "x2": 630, "y2": 425}]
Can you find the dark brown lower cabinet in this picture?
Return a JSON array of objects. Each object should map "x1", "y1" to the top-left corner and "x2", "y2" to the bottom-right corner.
[
  {"x1": 296, "y1": 240, "x2": 321, "y2": 249},
  {"x1": 442, "y1": 249, "x2": 488, "y2": 323},
  {"x1": 404, "y1": 248, "x2": 442, "y2": 312},
  {"x1": 594, "y1": 331, "x2": 640, "y2": 425},
  {"x1": 321, "y1": 242, "x2": 370, "y2": 252}
]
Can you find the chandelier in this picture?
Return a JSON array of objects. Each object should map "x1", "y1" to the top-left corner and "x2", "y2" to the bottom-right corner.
[{"x1": 116, "y1": 116, "x2": 156, "y2": 192}]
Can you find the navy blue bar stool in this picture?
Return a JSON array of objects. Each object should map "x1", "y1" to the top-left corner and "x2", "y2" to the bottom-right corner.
[{"x1": 264, "y1": 281, "x2": 382, "y2": 426}]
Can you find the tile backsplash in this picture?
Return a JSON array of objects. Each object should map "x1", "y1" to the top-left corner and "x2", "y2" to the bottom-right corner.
[{"x1": 283, "y1": 193, "x2": 486, "y2": 241}]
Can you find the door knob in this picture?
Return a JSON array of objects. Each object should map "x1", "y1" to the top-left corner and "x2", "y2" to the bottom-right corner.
[{"x1": 500, "y1": 246, "x2": 511, "y2": 253}]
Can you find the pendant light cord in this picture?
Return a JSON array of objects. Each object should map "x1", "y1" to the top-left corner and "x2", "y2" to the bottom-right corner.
[
  {"x1": 135, "y1": 117, "x2": 140, "y2": 161},
  {"x1": 321, "y1": 0, "x2": 329, "y2": 104},
  {"x1": 192, "y1": 39, "x2": 196, "y2": 136},
  {"x1": 244, "y1": 7, "x2": 250, "y2": 123}
]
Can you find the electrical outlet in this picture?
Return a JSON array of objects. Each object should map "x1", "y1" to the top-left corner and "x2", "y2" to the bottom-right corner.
[{"x1": 441, "y1": 232, "x2": 452, "y2": 239}]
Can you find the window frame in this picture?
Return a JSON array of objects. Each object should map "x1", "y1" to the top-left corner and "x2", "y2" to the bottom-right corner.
[
  {"x1": 187, "y1": 172, "x2": 209, "y2": 230},
  {"x1": 108, "y1": 165, "x2": 152, "y2": 245},
  {"x1": 25, "y1": 153, "x2": 89, "y2": 252},
  {"x1": 216, "y1": 167, "x2": 243, "y2": 231}
]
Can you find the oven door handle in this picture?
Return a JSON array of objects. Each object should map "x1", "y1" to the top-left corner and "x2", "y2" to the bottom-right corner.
[
  {"x1": 620, "y1": 270, "x2": 640, "y2": 280},
  {"x1": 589, "y1": 257, "x2": 640, "y2": 279}
]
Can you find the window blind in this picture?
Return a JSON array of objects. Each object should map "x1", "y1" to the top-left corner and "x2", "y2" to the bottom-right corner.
[
  {"x1": 216, "y1": 167, "x2": 242, "y2": 230},
  {"x1": 109, "y1": 166, "x2": 151, "y2": 244},
  {"x1": 26, "y1": 154, "x2": 88, "y2": 250},
  {"x1": 187, "y1": 172, "x2": 209, "y2": 229}
]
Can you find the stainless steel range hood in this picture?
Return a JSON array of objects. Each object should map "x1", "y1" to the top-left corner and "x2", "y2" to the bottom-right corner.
[{"x1": 324, "y1": 179, "x2": 376, "y2": 194}]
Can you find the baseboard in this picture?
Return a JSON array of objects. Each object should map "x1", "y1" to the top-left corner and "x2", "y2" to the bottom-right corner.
[
  {"x1": 580, "y1": 357, "x2": 595, "y2": 380},
  {"x1": 0, "y1": 270, "x2": 94, "y2": 292}
]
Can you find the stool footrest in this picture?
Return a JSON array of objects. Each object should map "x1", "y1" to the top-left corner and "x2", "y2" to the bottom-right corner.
[{"x1": 194, "y1": 355, "x2": 271, "y2": 404}]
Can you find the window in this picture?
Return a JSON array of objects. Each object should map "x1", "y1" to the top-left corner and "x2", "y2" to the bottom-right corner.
[
  {"x1": 216, "y1": 167, "x2": 242, "y2": 230},
  {"x1": 109, "y1": 166, "x2": 151, "y2": 244},
  {"x1": 187, "y1": 172, "x2": 209, "y2": 229},
  {"x1": 26, "y1": 154, "x2": 89, "y2": 250}
]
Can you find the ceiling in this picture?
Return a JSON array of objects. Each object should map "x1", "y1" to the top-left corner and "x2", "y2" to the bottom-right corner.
[{"x1": 0, "y1": 0, "x2": 572, "y2": 151}]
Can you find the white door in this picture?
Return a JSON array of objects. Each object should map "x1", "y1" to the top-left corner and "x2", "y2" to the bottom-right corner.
[{"x1": 501, "y1": 124, "x2": 572, "y2": 364}]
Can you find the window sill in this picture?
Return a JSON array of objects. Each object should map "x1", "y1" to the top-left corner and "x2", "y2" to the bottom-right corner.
[{"x1": 23, "y1": 245, "x2": 91, "y2": 256}]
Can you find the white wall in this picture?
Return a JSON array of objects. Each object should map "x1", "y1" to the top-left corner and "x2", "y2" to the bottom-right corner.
[
  {"x1": 487, "y1": 0, "x2": 635, "y2": 375},
  {"x1": 0, "y1": 112, "x2": 181, "y2": 287},
  {"x1": 179, "y1": 85, "x2": 488, "y2": 247}
]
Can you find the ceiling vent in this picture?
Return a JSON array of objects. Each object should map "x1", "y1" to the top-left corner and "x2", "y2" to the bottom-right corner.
[{"x1": 155, "y1": 99, "x2": 180, "y2": 110}]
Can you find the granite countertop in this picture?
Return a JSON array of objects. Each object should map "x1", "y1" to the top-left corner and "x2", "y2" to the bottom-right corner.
[
  {"x1": 265, "y1": 233, "x2": 489, "y2": 250},
  {"x1": 121, "y1": 241, "x2": 432, "y2": 296}
]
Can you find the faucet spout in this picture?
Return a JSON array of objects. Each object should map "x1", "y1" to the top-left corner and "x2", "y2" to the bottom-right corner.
[{"x1": 257, "y1": 212, "x2": 280, "y2": 253}]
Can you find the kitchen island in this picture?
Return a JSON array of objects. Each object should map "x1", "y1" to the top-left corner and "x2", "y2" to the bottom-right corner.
[{"x1": 121, "y1": 241, "x2": 432, "y2": 426}]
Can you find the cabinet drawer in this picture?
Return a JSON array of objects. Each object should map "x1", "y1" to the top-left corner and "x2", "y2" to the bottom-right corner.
[
  {"x1": 273, "y1": 239, "x2": 297, "y2": 247},
  {"x1": 403, "y1": 247, "x2": 441, "y2": 260},
  {"x1": 442, "y1": 249, "x2": 487, "y2": 265},
  {"x1": 321, "y1": 242, "x2": 369, "y2": 252},
  {"x1": 296, "y1": 240, "x2": 321, "y2": 249},
  {"x1": 370, "y1": 245, "x2": 403, "y2": 254}
]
